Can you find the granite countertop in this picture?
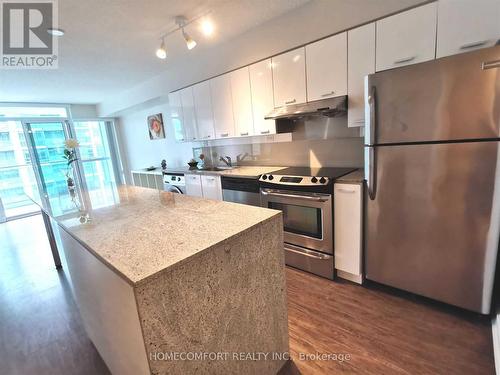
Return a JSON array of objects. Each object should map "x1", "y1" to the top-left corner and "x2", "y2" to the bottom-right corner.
[
  {"x1": 165, "y1": 165, "x2": 286, "y2": 178},
  {"x1": 131, "y1": 168, "x2": 163, "y2": 176},
  {"x1": 335, "y1": 169, "x2": 365, "y2": 183},
  {"x1": 52, "y1": 186, "x2": 280, "y2": 286}
]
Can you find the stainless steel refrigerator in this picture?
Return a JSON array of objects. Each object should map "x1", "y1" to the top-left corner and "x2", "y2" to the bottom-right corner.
[{"x1": 364, "y1": 46, "x2": 500, "y2": 314}]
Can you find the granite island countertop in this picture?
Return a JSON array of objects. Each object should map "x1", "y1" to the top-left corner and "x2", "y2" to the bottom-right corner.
[{"x1": 47, "y1": 185, "x2": 281, "y2": 286}]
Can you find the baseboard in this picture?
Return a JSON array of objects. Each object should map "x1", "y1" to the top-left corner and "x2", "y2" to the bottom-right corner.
[
  {"x1": 493, "y1": 314, "x2": 500, "y2": 375},
  {"x1": 336, "y1": 270, "x2": 363, "y2": 284}
]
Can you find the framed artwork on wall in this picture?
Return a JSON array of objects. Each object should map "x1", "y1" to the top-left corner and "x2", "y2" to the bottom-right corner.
[{"x1": 147, "y1": 113, "x2": 165, "y2": 140}]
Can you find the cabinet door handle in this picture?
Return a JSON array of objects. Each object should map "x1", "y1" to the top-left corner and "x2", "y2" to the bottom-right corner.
[
  {"x1": 321, "y1": 91, "x2": 335, "y2": 97},
  {"x1": 394, "y1": 56, "x2": 416, "y2": 64},
  {"x1": 220, "y1": 133, "x2": 229, "y2": 137},
  {"x1": 337, "y1": 188, "x2": 356, "y2": 193},
  {"x1": 240, "y1": 132, "x2": 249, "y2": 136},
  {"x1": 285, "y1": 99, "x2": 296, "y2": 105},
  {"x1": 482, "y1": 59, "x2": 500, "y2": 70},
  {"x1": 260, "y1": 130, "x2": 270, "y2": 135},
  {"x1": 460, "y1": 40, "x2": 487, "y2": 50}
]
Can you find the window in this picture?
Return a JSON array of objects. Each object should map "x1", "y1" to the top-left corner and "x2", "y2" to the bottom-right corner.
[
  {"x1": 0, "y1": 121, "x2": 38, "y2": 218},
  {"x1": 73, "y1": 121, "x2": 118, "y2": 209},
  {"x1": 0, "y1": 115, "x2": 119, "y2": 220}
]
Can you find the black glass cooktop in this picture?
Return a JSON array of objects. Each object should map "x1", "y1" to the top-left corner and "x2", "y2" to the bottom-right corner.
[{"x1": 276, "y1": 167, "x2": 357, "y2": 179}]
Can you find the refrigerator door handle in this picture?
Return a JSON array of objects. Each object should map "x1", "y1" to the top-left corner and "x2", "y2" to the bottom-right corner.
[
  {"x1": 365, "y1": 82, "x2": 376, "y2": 146},
  {"x1": 366, "y1": 146, "x2": 377, "y2": 200},
  {"x1": 482, "y1": 59, "x2": 500, "y2": 70}
]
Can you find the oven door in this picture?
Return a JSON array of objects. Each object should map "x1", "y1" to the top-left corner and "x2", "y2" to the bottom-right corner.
[{"x1": 260, "y1": 188, "x2": 333, "y2": 254}]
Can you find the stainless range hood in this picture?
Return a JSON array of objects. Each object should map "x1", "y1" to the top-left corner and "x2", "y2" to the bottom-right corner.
[{"x1": 264, "y1": 96, "x2": 347, "y2": 120}]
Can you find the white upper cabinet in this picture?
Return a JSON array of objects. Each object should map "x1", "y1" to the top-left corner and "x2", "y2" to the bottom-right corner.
[
  {"x1": 376, "y1": 3, "x2": 437, "y2": 71},
  {"x1": 230, "y1": 67, "x2": 254, "y2": 137},
  {"x1": 192, "y1": 81, "x2": 215, "y2": 140},
  {"x1": 249, "y1": 59, "x2": 276, "y2": 135},
  {"x1": 168, "y1": 91, "x2": 185, "y2": 142},
  {"x1": 306, "y1": 32, "x2": 347, "y2": 102},
  {"x1": 272, "y1": 47, "x2": 307, "y2": 107},
  {"x1": 437, "y1": 0, "x2": 500, "y2": 58},
  {"x1": 347, "y1": 23, "x2": 375, "y2": 128},
  {"x1": 178, "y1": 87, "x2": 197, "y2": 141},
  {"x1": 210, "y1": 74, "x2": 235, "y2": 139}
]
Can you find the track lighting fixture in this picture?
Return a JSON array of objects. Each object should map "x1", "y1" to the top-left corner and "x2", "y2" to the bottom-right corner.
[
  {"x1": 182, "y1": 28, "x2": 197, "y2": 50},
  {"x1": 155, "y1": 13, "x2": 212, "y2": 59},
  {"x1": 156, "y1": 38, "x2": 167, "y2": 59}
]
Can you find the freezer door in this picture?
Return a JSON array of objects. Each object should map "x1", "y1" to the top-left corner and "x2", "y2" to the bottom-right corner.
[
  {"x1": 366, "y1": 46, "x2": 500, "y2": 145},
  {"x1": 365, "y1": 141, "x2": 500, "y2": 313}
]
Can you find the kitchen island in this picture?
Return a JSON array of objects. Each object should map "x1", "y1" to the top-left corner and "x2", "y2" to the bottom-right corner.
[{"x1": 31, "y1": 185, "x2": 289, "y2": 374}]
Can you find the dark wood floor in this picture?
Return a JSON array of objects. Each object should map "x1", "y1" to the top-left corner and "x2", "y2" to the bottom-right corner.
[
  {"x1": 0, "y1": 215, "x2": 495, "y2": 374},
  {"x1": 286, "y1": 268, "x2": 494, "y2": 374}
]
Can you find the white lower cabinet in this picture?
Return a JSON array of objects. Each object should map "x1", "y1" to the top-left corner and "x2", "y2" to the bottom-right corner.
[
  {"x1": 131, "y1": 172, "x2": 162, "y2": 190},
  {"x1": 201, "y1": 175, "x2": 222, "y2": 200},
  {"x1": 185, "y1": 174, "x2": 203, "y2": 197},
  {"x1": 334, "y1": 183, "x2": 363, "y2": 284},
  {"x1": 185, "y1": 174, "x2": 222, "y2": 200}
]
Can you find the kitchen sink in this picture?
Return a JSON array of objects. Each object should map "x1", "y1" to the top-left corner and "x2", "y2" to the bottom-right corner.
[{"x1": 200, "y1": 166, "x2": 237, "y2": 171}]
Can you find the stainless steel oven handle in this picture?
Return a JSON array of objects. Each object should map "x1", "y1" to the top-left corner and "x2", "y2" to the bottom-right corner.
[
  {"x1": 285, "y1": 245, "x2": 331, "y2": 260},
  {"x1": 261, "y1": 190, "x2": 330, "y2": 202}
]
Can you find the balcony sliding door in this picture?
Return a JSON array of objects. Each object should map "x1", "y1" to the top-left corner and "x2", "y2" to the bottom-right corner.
[
  {"x1": 0, "y1": 121, "x2": 39, "y2": 220},
  {"x1": 73, "y1": 121, "x2": 118, "y2": 209},
  {"x1": 23, "y1": 121, "x2": 80, "y2": 217}
]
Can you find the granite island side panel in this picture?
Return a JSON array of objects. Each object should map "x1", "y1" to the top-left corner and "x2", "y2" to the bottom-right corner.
[{"x1": 38, "y1": 186, "x2": 289, "y2": 374}]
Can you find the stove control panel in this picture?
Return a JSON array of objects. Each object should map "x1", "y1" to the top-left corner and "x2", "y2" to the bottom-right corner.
[{"x1": 259, "y1": 174, "x2": 330, "y2": 186}]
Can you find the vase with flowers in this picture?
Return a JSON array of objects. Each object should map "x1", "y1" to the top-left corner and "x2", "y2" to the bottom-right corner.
[
  {"x1": 62, "y1": 138, "x2": 88, "y2": 222},
  {"x1": 63, "y1": 138, "x2": 79, "y2": 195}
]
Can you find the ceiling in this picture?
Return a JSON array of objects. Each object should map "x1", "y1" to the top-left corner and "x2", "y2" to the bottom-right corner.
[{"x1": 0, "y1": 0, "x2": 310, "y2": 105}]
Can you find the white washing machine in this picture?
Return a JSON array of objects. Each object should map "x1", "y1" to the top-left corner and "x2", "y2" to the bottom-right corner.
[{"x1": 163, "y1": 173, "x2": 186, "y2": 194}]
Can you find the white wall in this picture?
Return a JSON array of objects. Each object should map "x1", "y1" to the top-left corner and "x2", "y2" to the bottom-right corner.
[
  {"x1": 98, "y1": 0, "x2": 425, "y2": 116},
  {"x1": 69, "y1": 104, "x2": 98, "y2": 119},
  {"x1": 113, "y1": 0, "x2": 426, "y2": 177},
  {"x1": 115, "y1": 100, "x2": 193, "y2": 183}
]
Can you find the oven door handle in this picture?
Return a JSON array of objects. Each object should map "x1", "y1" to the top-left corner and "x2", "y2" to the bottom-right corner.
[
  {"x1": 261, "y1": 190, "x2": 330, "y2": 202},
  {"x1": 285, "y1": 245, "x2": 331, "y2": 260}
]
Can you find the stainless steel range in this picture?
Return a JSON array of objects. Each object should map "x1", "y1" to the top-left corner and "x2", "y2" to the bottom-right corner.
[{"x1": 259, "y1": 167, "x2": 356, "y2": 279}]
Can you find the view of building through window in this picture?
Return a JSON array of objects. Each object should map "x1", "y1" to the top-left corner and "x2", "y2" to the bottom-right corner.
[
  {"x1": 0, "y1": 121, "x2": 39, "y2": 218},
  {"x1": 0, "y1": 108, "x2": 118, "y2": 220},
  {"x1": 74, "y1": 121, "x2": 118, "y2": 210}
]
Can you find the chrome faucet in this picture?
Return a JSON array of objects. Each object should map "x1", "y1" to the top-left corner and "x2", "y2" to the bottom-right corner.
[
  {"x1": 219, "y1": 155, "x2": 232, "y2": 167},
  {"x1": 237, "y1": 152, "x2": 249, "y2": 164}
]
